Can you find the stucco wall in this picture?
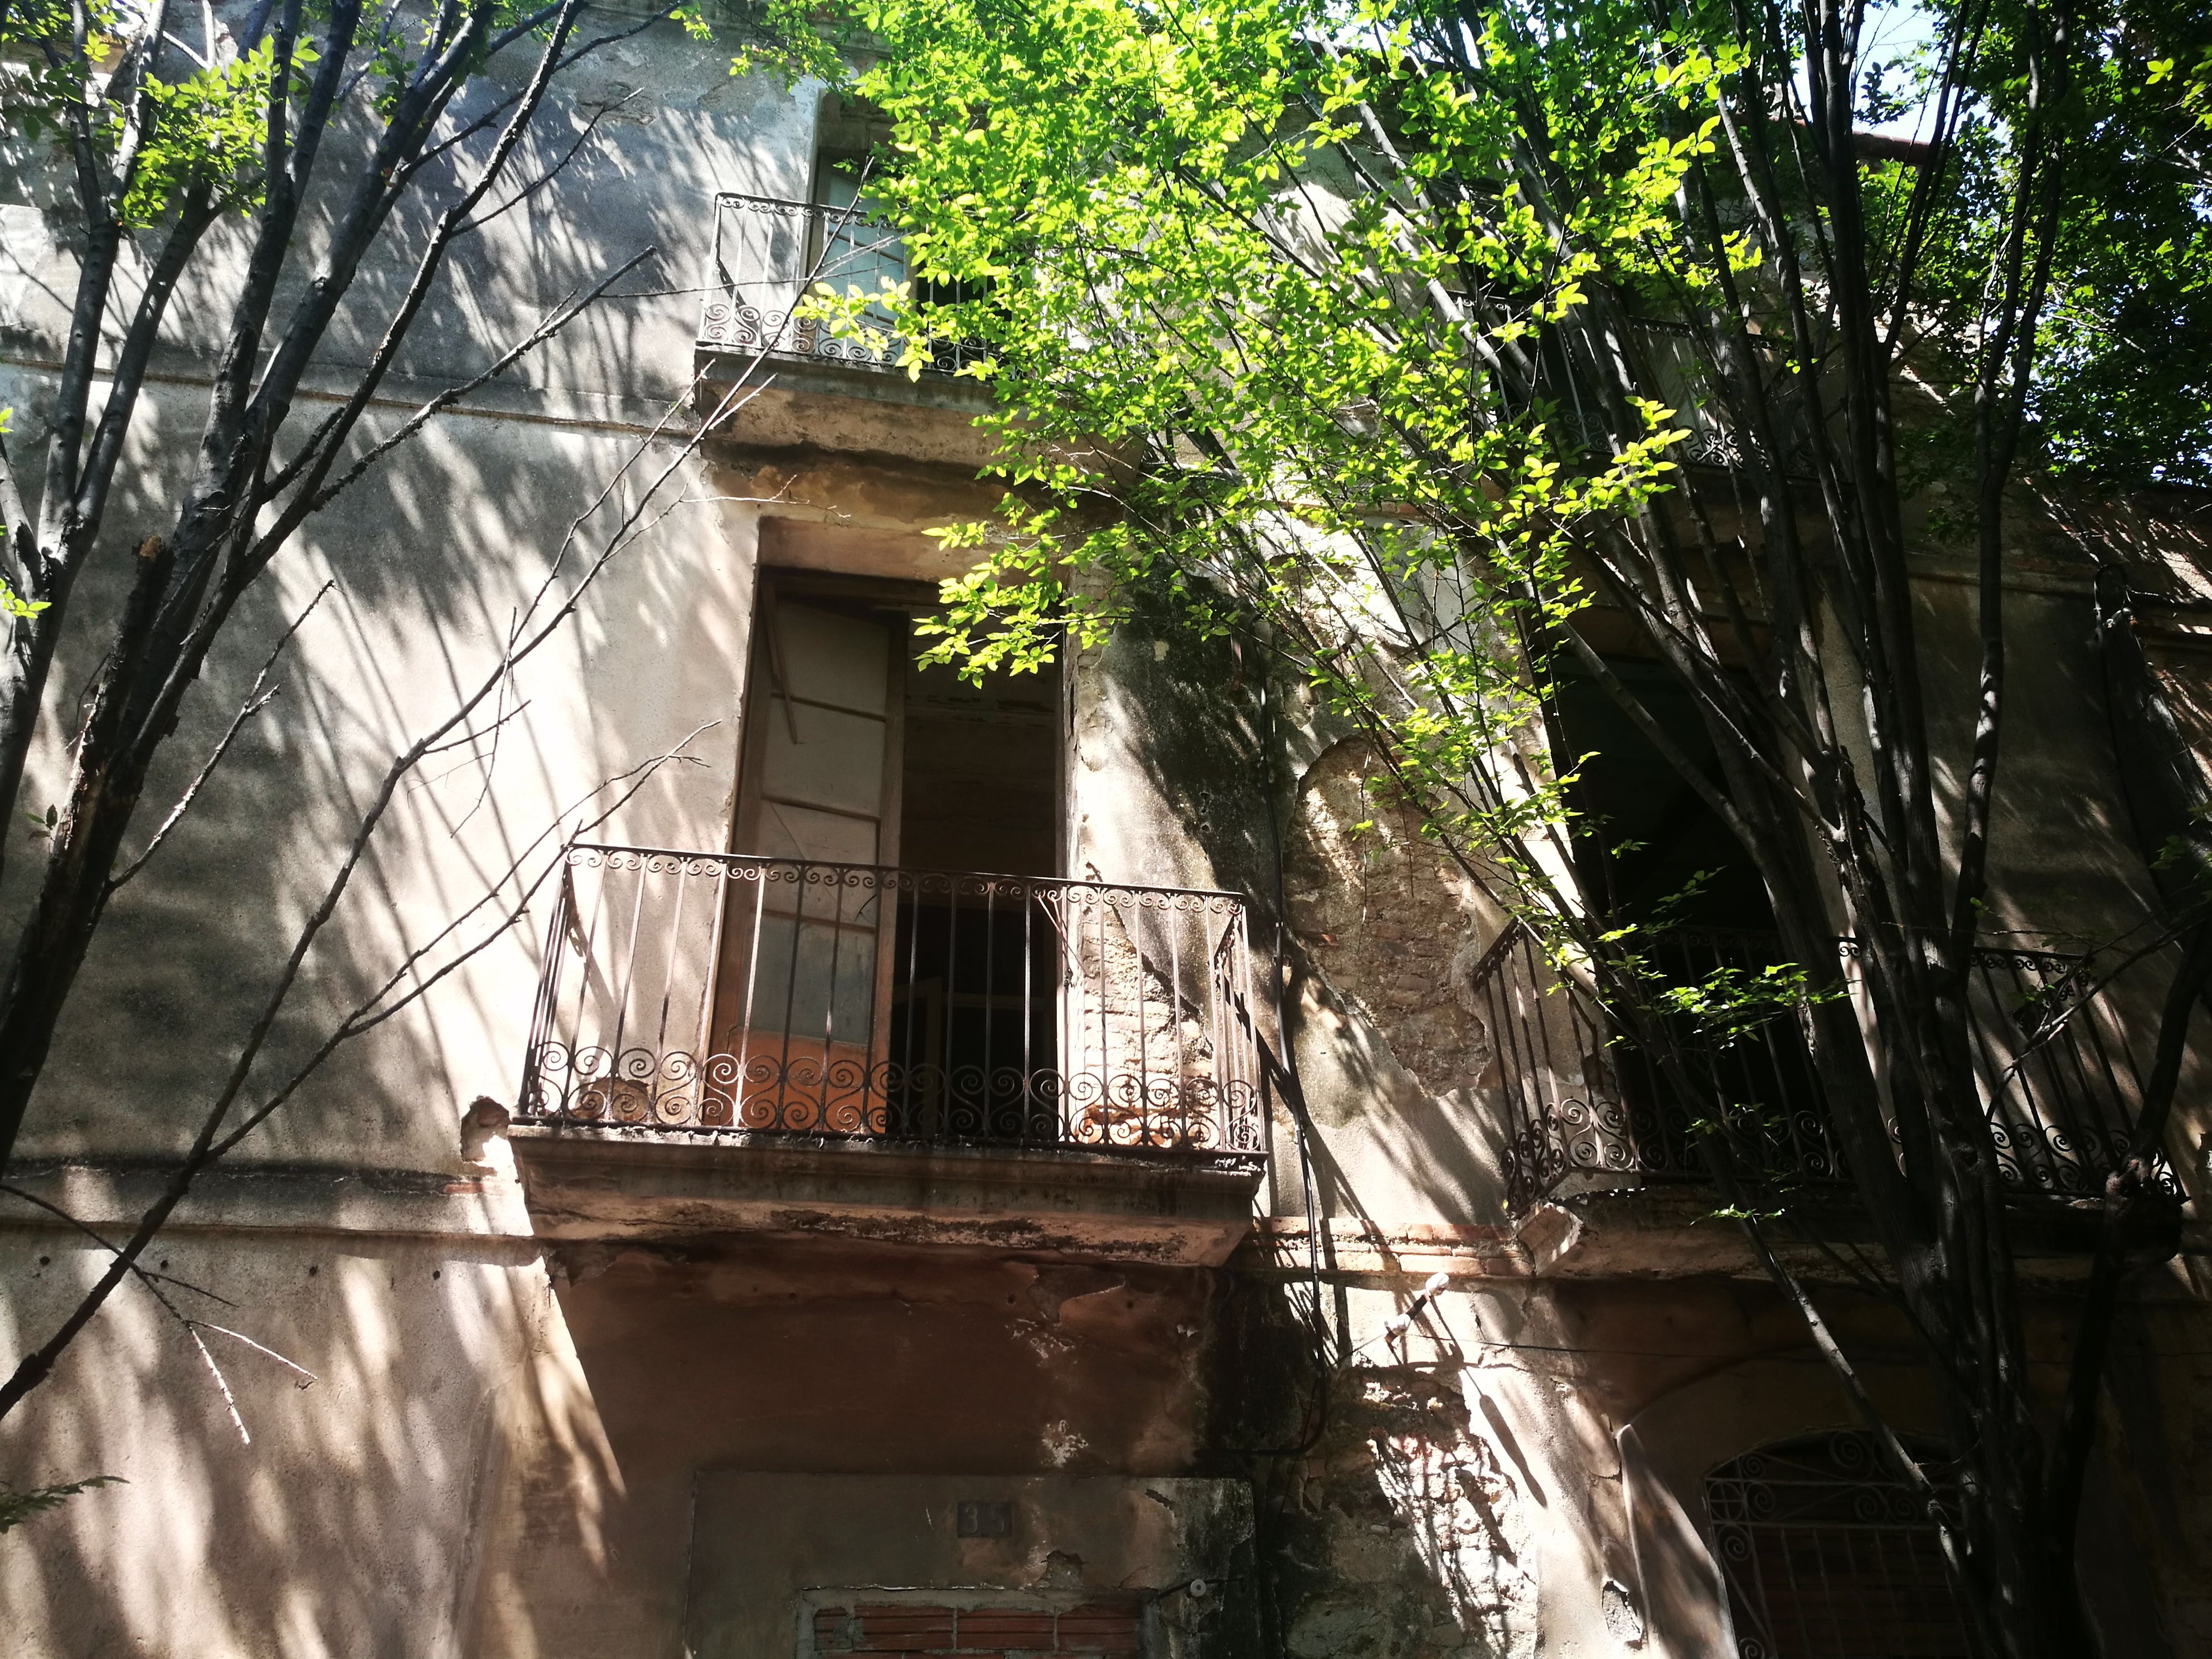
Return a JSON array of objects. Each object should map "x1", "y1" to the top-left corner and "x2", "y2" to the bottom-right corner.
[
  {"x1": 0, "y1": 18, "x2": 798, "y2": 1655},
  {"x1": 3, "y1": 11, "x2": 2210, "y2": 1657},
  {"x1": 0, "y1": 1175, "x2": 601, "y2": 1658}
]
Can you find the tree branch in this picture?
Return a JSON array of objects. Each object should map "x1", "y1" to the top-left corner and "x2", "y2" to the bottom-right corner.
[{"x1": 105, "y1": 581, "x2": 334, "y2": 896}]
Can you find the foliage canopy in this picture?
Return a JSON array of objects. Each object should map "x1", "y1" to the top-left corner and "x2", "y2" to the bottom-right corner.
[{"x1": 770, "y1": 0, "x2": 2212, "y2": 1649}]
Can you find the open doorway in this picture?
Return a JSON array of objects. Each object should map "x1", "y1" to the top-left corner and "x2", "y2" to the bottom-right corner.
[
  {"x1": 1545, "y1": 652, "x2": 1835, "y2": 1181},
  {"x1": 711, "y1": 574, "x2": 1064, "y2": 1139}
]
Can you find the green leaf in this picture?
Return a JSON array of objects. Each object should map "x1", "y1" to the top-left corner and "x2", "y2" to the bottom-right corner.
[{"x1": 0, "y1": 1476, "x2": 125, "y2": 1534}]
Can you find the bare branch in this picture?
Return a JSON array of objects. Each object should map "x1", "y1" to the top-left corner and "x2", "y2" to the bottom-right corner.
[
  {"x1": 0, "y1": 371, "x2": 764, "y2": 1424},
  {"x1": 183, "y1": 1324, "x2": 250, "y2": 1444},
  {"x1": 0, "y1": 1177, "x2": 312, "y2": 1447},
  {"x1": 187, "y1": 1321, "x2": 317, "y2": 1389},
  {"x1": 106, "y1": 581, "x2": 336, "y2": 895},
  {"x1": 1734, "y1": 1213, "x2": 1995, "y2": 1652},
  {"x1": 0, "y1": 421, "x2": 31, "y2": 589},
  {"x1": 0, "y1": 1182, "x2": 235, "y2": 1307},
  {"x1": 457, "y1": 93, "x2": 632, "y2": 237},
  {"x1": 414, "y1": 698, "x2": 533, "y2": 769},
  {"x1": 448, "y1": 610, "x2": 522, "y2": 837},
  {"x1": 234, "y1": 0, "x2": 610, "y2": 564},
  {"x1": 261, "y1": 719, "x2": 722, "y2": 1076},
  {"x1": 410, "y1": 8, "x2": 682, "y2": 174}
]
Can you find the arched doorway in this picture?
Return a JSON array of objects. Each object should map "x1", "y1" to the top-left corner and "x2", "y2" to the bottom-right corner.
[{"x1": 1704, "y1": 1432, "x2": 1970, "y2": 1658}]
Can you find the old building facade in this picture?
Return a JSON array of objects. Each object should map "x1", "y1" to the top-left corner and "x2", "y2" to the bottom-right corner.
[{"x1": 4, "y1": 9, "x2": 2212, "y2": 1656}]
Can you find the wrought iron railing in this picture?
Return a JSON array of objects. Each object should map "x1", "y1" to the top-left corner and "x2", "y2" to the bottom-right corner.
[
  {"x1": 697, "y1": 192, "x2": 992, "y2": 378},
  {"x1": 1480, "y1": 923, "x2": 2178, "y2": 1210},
  {"x1": 516, "y1": 844, "x2": 1265, "y2": 1159},
  {"x1": 1529, "y1": 318, "x2": 1807, "y2": 475}
]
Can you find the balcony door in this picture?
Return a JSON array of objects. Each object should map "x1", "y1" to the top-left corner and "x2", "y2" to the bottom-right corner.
[
  {"x1": 711, "y1": 589, "x2": 906, "y2": 1132},
  {"x1": 712, "y1": 575, "x2": 1064, "y2": 1140},
  {"x1": 807, "y1": 159, "x2": 989, "y2": 363}
]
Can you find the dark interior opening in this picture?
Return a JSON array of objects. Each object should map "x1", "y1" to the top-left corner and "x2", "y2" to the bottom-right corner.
[
  {"x1": 1548, "y1": 655, "x2": 1770, "y2": 932},
  {"x1": 890, "y1": 642, "x2": 1064, "y2": 1139},
  {"x1": 885, "y1": 897, "x2": 1061, "y2": 1141},
  {"x1": 1548, "y1": 655, "x2": 1834, "y2": 1176},
  {"x1": 898, "y1": 649, "x2": 1060, "y2": 876}
]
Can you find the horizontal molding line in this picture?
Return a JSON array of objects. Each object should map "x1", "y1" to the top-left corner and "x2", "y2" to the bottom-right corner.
[
  {"x1": 0, "y1": 348, "x2": 706, "y2": 443},
  {"x1": 0, "y1": 1211, "x2": 546, "y2": 1258},
  {"x1": 0, "y1": 1159, "x2": 543, "y2": 1255}
]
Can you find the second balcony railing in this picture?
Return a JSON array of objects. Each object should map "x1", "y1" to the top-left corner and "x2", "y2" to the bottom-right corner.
[
  {"x1": 517, "y1": 845, "x2": 1266, "y2": 1159},
  {"x1": 1479, "y1": 924, "x2": 2179, "y2": 1210},
  {"x1": 697, "y1": 192, "x2": 992, "y2": 379}
]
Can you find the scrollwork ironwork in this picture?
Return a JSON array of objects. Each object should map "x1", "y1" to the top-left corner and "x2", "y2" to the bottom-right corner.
[
  {"x1": 524, "y1": 1040, "x2": 1262, "y2": 1155},
  {"x1": 700, "y1": 193, "x2": 996, "y2": 380},
  {"x1": 516, "y1": 845, "x2": 1266, "y2": 1165},
  {"x1": 1478, "y1": 920, "x2": 2173, "y2": 1210}
]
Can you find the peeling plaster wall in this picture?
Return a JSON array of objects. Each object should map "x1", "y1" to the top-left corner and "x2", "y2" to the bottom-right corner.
[
  {"x1": 686, "y1": 1473, "x2": 1259, "y2": 1659},
  {"x1": 1282, "y1": 738, "x2": 1502, "y2": 1107},
  {"x1": 458, "y1": 1238, "x2": 1224, "y2": 1657},
  {"x1": 1273, "y1": 1367, "x2": 1537, "y2": 1659},
  {"x1": 1084, "y1": 567, "x2": 2212, "y2": 1655},
  {"x1": 2, "y1": 11, "x2": 2210, "y2": 1655}
]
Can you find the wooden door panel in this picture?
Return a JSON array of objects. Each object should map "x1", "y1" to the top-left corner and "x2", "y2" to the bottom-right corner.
[{"x1": 709, "y1": 591, "x2": 904, "y2": 1132}]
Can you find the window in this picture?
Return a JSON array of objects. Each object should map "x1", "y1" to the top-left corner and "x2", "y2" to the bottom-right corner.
[
  {"x1": 812, "y1": 152, "x2": 909, "y2": 315},
  {"x1": 1545, "y1": 652, "x2": 1837, "y2": 1181},
  {"x1": 1547, "y1": 653, "x2": 1769, "y2": 933},
  {"x1": 810, "y1": 97, "x2": 993, "y2": 365},
  {"x1": 1706, "y1": 1432, "x2": 1971, "y2": 1658}
]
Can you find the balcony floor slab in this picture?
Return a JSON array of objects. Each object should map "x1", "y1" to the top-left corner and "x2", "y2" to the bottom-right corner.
[
  {"x1": 507, "y1": 1126, "x2": 1264, "y2": 1265},
  {"x1": 1512, "y1": 1183, "x2": 2185, "y2": 1280}
]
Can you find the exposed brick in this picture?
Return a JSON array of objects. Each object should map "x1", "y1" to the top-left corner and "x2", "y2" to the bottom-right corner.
[
  {"x1": 852, "y1": 1607, "x2": 959, "y2": 1651},
  {"x1": 956, "y1": 1611, "x2": 1060, "y2": 1648},
  {"x1": 1055, "y1": 1605, "x2": 1141, "y2": 1652}
]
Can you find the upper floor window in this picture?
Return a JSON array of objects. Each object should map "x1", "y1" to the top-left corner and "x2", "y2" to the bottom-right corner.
[{"x1": 696, "y1": 98, "x2": 993, "y2": 377}]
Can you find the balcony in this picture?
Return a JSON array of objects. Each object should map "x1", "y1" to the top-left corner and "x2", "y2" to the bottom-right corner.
[
  {"x1": 1476, "y1": 924, "x2": 2181, "y2": 1220},
  {"x1": 508, "y1": 846, "x2": 1268, "y2": 1263},
  {"x1": 1530, "y1": 319, "x2": 1803, "y2": 474},
  {"x1": 697, "y1": 192, "x2": 989, "y2": 381}
]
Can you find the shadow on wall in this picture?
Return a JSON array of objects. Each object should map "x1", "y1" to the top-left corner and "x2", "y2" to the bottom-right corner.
[
  {"x1": 1090, "y1": 602, "x2": 1510, "y2": 1227},
  {"x1": 475, "y1": 1238, "x2": 1222, "y2": 1653},
  {"x1": 1275, "y1": 735, "x2": 1511, "y2": 1224},
  {"x1": 2, "y1": 363, "x2": 745, "y2": 1175},
  {"x1": 0, "y1": 24, "x2": 804, "y2": 1172},
  {"x1": 0, "y1": 1229, "x2": 619, "y2": 1659},
  {"x1": 0, "y1": 23, "x2": 812, "y2": 407},
  {"x1": 1204, "y1": 1273, "x2": 1543, "y2": 1659},
  {"x1": 1, "y1": 271, "x2": 753, "y2": 1649}
]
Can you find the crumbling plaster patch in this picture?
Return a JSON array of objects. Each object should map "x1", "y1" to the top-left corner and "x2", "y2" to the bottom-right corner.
[
  {"x1": 1280, "y1": 1366, "x2": 1537, "y2": 1659},
  {"x1": 1283, "y1": 739, "x2": 1502, "y2": 1102}
]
